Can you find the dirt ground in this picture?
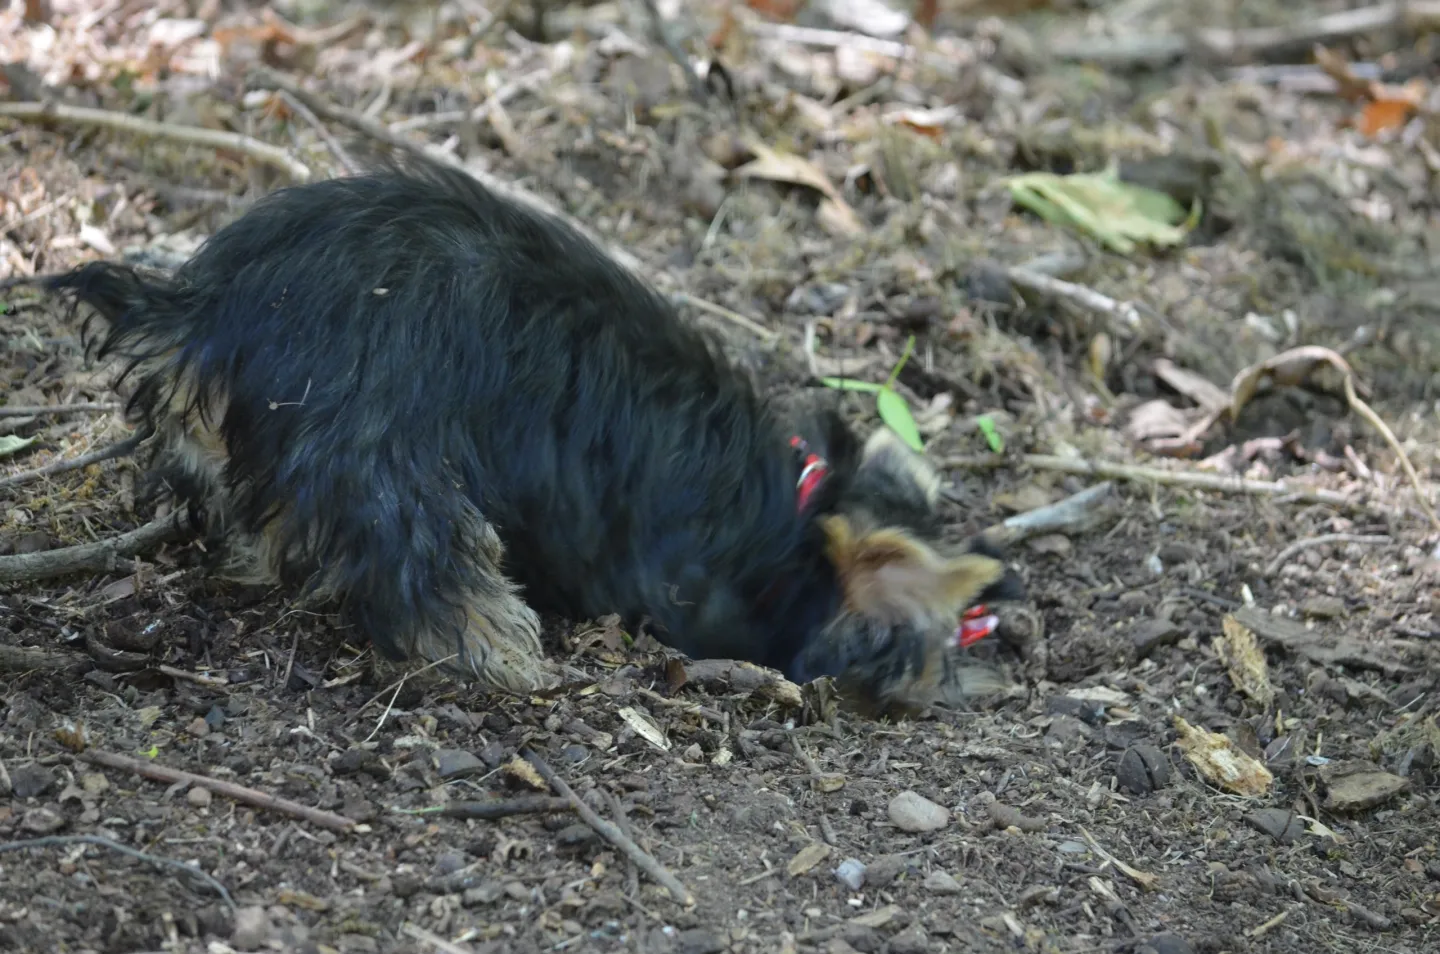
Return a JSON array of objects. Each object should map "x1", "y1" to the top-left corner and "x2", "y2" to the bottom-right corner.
[{"x1": 3, "y1": 1, "x2": 1440, "y2": 952}]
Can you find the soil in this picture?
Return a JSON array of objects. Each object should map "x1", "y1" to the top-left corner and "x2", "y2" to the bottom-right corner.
[{"x1": 3, "y1": 2, "x2": 1440, "y2": 953}]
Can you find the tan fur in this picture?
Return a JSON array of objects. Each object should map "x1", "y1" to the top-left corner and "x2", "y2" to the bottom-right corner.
[
  {"x1": 821, "y1": 514, "x2": 1006, "y2": 624},
  {"x1": 860, "y1": 427, "x2": 941, "y2": 507}
]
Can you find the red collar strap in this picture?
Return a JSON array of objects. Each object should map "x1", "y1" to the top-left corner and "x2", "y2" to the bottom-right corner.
[
  {"x1": 789, "y1": 436, "x2": 829, "y2": 512},
  {"x1": 957, "y1": 604, "x2": 999, "y2": 647}
]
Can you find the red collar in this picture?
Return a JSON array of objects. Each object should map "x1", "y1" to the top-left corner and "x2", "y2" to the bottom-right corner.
[{"x1": 789, "y1": 436, "x2": 829, "y2": 512}]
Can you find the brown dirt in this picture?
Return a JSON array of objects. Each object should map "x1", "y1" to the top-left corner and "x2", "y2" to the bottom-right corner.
[{"x1": 3, "y1": 1, "x2": 1439, "y2": 953}]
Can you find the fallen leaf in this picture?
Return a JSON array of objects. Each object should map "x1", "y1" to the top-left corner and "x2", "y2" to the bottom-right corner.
[
  {"x1": 616, "y1": 706, "x2": 670, "y2": 751},
  {"x1": 786, "y1": 840, "x2": 832, "y2": 877},
  {"x1": 0, "y1": 435, "x2": 38, "y2": 458},
  {"x1": 1006, "y1": 168, "x2": 1194, "y2": 254},
  {"x1": 1174, "y1": 716, "x2": 1274, "y2": 797},
  {"x1": 735, "y1": 138, "x2": 864, "y2": 237},
  {"x1": 1153, "y1": 358, "x2": 1229, "y2": 413},
  {"x1": 1228, "y1": 345, "x2": 1361, "y2": 421}
]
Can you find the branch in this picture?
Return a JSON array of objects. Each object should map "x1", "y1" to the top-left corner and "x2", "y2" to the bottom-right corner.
[
  {"x1": 0, "y1": 514, "x2": 181, "y2": 583},
  {"x1": 0, "y1": 101, "x2": 311, "y2": 181}
]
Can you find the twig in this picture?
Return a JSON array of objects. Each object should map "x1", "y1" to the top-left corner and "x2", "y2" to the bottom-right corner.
[
  {"x1": 0, "y1": 834, "x2": 234, "y2": 908},
  {"x1": 1264, "y1": 533, "x2": 1391, "y2": 577},
  {"x1": 671, "y1": 292, "x2": 778, "y2": 343},
  {"x1": 438, "y1": 796, "x2": 573, "y2": 820},
  {"x1": 0, "y1": 514, "x2": 182, "y2": 583},
  {"x1": 157, "y1": 664, "x2": 230, "y2": 688},
  {"x1": 1006, "y1": 265, "x2": 1141, "y2": 331},
  {"x1": 0, "y1": 431, "x2": 145, "y2": 490},
  {"x1": 0, "y1": 643, "x2": 89, "y2": 674},
  {"x1": 1049, "y1": 1, "x2": 1440, "y2": 68},
  {"x1": 980, "y1": 481, "x2": 1116, "y2": 548},
  {"x1": 276, "y1": 90, "x2": 361, "y2": 175},
  {"x1": 401, "y1": 922, "x2": 473, "y2": 954},
  {"x1": 943, "y1": 454, "x2": 1376, "y2": 513},
  {"x1": 0, "y1": 402, "x2": 120, "y2": 417},
  {"x1": 245, "y1": 66, "x2": 645, "y2": 276},
  {"x1": 1341, "y1": 373, "x2": 1440, "y2": 532},
  {"x1": 523, "y1": 748, "x2": 694, "y2": 906},
  {"x1": 78, "y1": 748, "x2": 358, "y2": 834},
  {"x1": 639, "y1": 0, "x2": 709, "y2": 103},
  {"x1": 0, "y1": 101, "x2": 311, "y2": 182}
]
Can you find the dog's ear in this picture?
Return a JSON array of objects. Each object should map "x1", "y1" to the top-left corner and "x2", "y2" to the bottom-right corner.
[{"x1": 820, "y1": 514, "x2": 1007, "y2": 623}]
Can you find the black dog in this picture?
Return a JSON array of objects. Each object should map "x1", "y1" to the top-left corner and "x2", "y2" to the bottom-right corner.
[{"x1": 38, "y1": 159, "x2": 1023, "y2": 711}]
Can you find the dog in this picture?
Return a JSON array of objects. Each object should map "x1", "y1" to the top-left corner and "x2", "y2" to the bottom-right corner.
[{"x1": 35, "y1": 158, "x2": 1024, "y2": 713}]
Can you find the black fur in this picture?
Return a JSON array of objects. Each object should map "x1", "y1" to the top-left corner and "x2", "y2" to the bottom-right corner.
[{"x1": 41, "y1": 159, "x2": 1024, "y2": 707}]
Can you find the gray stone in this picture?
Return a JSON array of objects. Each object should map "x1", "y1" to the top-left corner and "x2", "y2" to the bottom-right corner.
[{"x1": 888, "y1": 791, "x2": 949, "y2": 833}]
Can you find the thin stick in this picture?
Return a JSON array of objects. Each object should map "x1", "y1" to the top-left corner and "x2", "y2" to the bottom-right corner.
[
  {"x1": 437, "y1": 796, "x2": 573, "y2": 820},
  {"x1": 1341, "y1": 373, "x2": 1440, "y2": 532},
  {"x1": 1049, "y1": 1, "x2": 1440, "y2": 67},
  {"x1": 276, "y1": 89, "x2": 361, "y2": 175},
  {"x1": 640, "y1": 0, "x2": 709, "y2": 103},
  {"x1": 0, "y1": 514, "x2": 181, "y2": 583},
  {"x1": 78, "y1": 748, "x2": 357, "y2": 834},
  {"x1": 980, "y1": 481, "x2": 1116, "y2": 547},
  {"x1": 0, "y1": 402, "x2": 120, "y2": 417},
  {"x1": 0, "y1": 431, "x2": 144, "y2": 490},
  {"x1": 1006, "y1": 265, "x2": 1141, "y2": 331},
  {"x1": 401, "y1": 922, "x2": 473, "y2": 954},
  {"x1": 943, "y1": 454, "x2": 1375, "y2": 513},
  {"x1": 245, "y1": 66, "x2": 645, "y2": 276},
  {"x1": 0, "y1": 643, "x2": 89, "y2": 674},
  {"x1": 0, "y1": 101, "x2": 311, "y2": 182},
  {"x1": 0, "y1": 834, "x2": 234, "y2": 908},
  {"x1": 1264, "y1": 533, "x2": 1391, "y2": 577},
  {"x1": 672, "y1": 292, "x2": 778, "y2": 342},
  {"x1": 523, "y1": 748, "x2": 694, "y2": 906}
]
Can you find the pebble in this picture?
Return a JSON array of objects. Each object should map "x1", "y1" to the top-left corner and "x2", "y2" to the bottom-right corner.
[
  {"x1": 923, "y1": 870, "x2": 963, "y2": 895},
  {"x1": 833, "y1": 858, "x2": 866, "y2": 890},
  {"x1": 1301, "y1": 595, "x2": 1346, "y2": 619},
  {"x1": 887, "y1": 925, "x2": 930, "y2": 954},
  {"x1": 186, "y1": 786, "x2": 213, "y2": 808},
  {"x1": 10, "y1": 763, "x2": 55, "y2": 800},
  {"x1": 434, "y1": 749, "x2": 485, "y2": 780},
  {"x1": 231, "y1": 906, "x2": 273, "y2": 951},
  {"x1": 888, "y1": 791, "x2": 949, "y2": 833},
  {"x1": 676, "y1": 927, "x2": 725, "y2": 954},
  {"x1": 20, "y1": 808, "x2": 66, "y2": 834}
]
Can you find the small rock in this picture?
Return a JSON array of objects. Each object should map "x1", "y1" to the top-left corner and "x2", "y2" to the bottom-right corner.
[
  {"x1": 462, "y1": 882, "x2": 506, "y2": 907},
  {"x1": 332, "y1": 748, "x2": 383, "y2": 778},
  {"x1": 186, "y1": 786, "x2": 213, "y2": 808},
  {"x1": 205, "y1": 705, "x2": 227, "y2": 729},
  {"x1": 1300, "y1": 595, "x2": 1346, "y2": 619},
  {"x1": 1046, "y1": 695, "x2": 1105, "y2": 725},
  {"x1": 922, "y1": 870, "x2": 962, "y2": 895},
  {"x1": 676, "y1": 927, "x2": 725, "y2": 954},
  {"x1": 1244, "y1": 808, "x2": 1304, "y2": 845},
  {"x1": 1026, "y1": 533, "x2": 1072, "y2": 556},
  {"x1": 1320, "y1": 762, "x2": 1410, "y2": 812},
  {"x1": 231, "y1": 906, "x2": 272, "y2": 951},
  {"x1": 555, "y1": 823, "x2": 597, "y2": 848},
  {"x1": 20, "y1": 808, "x2": 65, "y2": 834},
  {"x1": 1132, "y1": 619, "x2": 1181, "y2": 658},
  {"x1": 80, "y1": 773, "x2": 109, "y2": 796},
  {"x1": 560, "y1": 744, "x2": 589, "y2": 764},
  {"x1": 338, "y1": 934, "x2": 379, "y2": 954},
  {"x1": 434, "y1": 851, "x2": 468, "y2": 876},
  {"x1": 10, "y1": 763, "x2": 56, "y2": 799},
  {"x1": 1145, "y1": 933, "x2": 1197, "y2": 954},
  {"x1": 862, "y1": 853, "x2": 914, "y2": 887},
  {"x1": 834, "y1": 858, "x2": 866, "y2": 890},
  {"x1": 434, "y1": 749, "x2": 485, "y2": 780},
  {"x1": 1117, "y1": 744, "x2": 1172, "y2": 795},
  {"x1": 391, "y1": 872, "x2": 423, "y2": 899},
  {"x1": 887, "y1": 925, "x2": 930, "y2": 954},
  {"x1": 888, "y1": 791, "x2": 949, "y2": 833},
  {"x1": 187, "y1": 716, "x2": 210, "y2": 738}
]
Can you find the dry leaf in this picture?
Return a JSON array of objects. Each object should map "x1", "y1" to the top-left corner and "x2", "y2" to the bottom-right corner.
[
  {"x1": 1174, "y1": 716, "x2": 1274, "y2": 797},
  {"x1": 1153, "y1": 358, "x2": 1229, "y2": 413},
  {"x1": 734, "y1": 137, "x2": 864, "y2": 237},
  {"x1": 1216, "y1": 615, "x2": 1275, "y2": 707},
  {"x1": 617, "y1": 706, "x2": 670, "y2": 751},
  {"x1": 1228, "y1": 345, "x2": 1362, "y2": 421},
  {"x1": 786, "y1": 841, "x2": 832, "y2": 877}
]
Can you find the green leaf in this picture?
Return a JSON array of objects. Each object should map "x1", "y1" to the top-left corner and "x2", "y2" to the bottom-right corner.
[
  {"x1": 877, "y1": 388, "x2": 923, "y2": 452},
  {"x1": 975, "y1": 415, "x2": 1004, "y2": 454},
  {"x1": 819, "y1": 377, "x2": 885, "y2": 393},
  {"x1": 885, "y1": 335, "x2": 916, "y2": 390},
  {"x1": 1006, "y1": 170, "x2": 1191, "y2": 255},
  {"x1": 0, "y1": 434, "x2": 37, "y2": 459}
]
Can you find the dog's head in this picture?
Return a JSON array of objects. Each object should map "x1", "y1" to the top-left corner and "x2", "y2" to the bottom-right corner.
[{"x1": 783, "y1": 418, "x2": 1025, "y2": 714}]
